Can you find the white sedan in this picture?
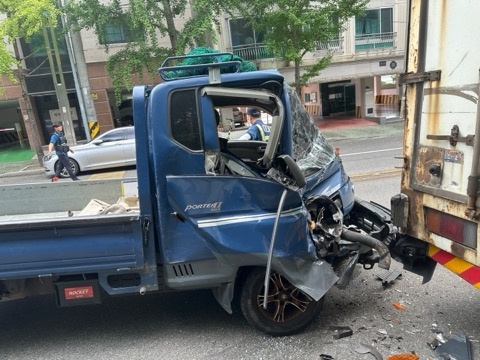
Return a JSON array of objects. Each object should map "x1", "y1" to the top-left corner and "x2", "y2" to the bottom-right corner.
[{"x1": 43, "y1": 127, "x2": 136, "y2": 178}]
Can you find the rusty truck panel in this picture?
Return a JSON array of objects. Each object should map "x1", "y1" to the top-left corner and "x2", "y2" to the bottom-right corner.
[{"x1": 393, "y1": 0, "x2": 480, "y2": 286}]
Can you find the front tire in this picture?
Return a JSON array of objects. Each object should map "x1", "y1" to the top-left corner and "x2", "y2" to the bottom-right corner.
[{"x1": 240, "y1": 268, "x2": 324, "y2": 336}]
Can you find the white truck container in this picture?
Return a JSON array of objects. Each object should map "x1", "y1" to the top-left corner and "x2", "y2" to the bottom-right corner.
[{"x1": 391, "y1": 0, "x2": 480, "y2": 288}]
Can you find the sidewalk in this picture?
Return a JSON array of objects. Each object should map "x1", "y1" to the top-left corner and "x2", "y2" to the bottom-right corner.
[{"x1": 0, "y1": 117, "x2": 404, "y2": 178}]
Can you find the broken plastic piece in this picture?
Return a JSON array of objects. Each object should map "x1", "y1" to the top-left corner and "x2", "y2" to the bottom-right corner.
[
  {"x1": 435, "y1": 332, "x2": 472, "y2": 360},
  {"x1": 387, "y1": 354, "x2": 419, "y2": 360},
  {"x1": 376, "y1": 268, "x2": 402, "y2": 285},
  {"x1": 320, "y1": 355, "x2": 334, "y2": 360},
  {"x1": 329, "y1": 325, "x2": 353, "y2": 339},
  {"x1": 392, "y1": 302, "x2": 406, "y2": 310},
  {"x1": 355, "y1": 343, "x2": 383, "y2": 360},
  {"x1": 427, "y1": 332, "x2": 447, "y2": 350}
]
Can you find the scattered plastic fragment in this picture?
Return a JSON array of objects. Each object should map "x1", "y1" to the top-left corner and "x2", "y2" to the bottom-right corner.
[
  {"x1": 377, "y1": 329, "x2": 388, "y2": 336},
  {"x1": 355, "y1": 343, "x2": 383, "y2": 360},
  {"x1": 329, "y1": 325, "x2": 353, "y2": 339},
  {"x1": 392, "y1": 302, "x2": 405, "y2": 310},
  {"x1": 386, "y1": 354, "x2": 419, "y2": 360},
  {"x1": 427, "y1": 332, "x2": 447, "y2": 350},
  {"x1": 435, "y1": 332, "x2": 472, "y2": 360},
  {"x1": 320, "y1": 355, "x2": 334, "y2": 360},
  {"x1": 375, "y1": 268, "x2": 402, "y2": 285}
]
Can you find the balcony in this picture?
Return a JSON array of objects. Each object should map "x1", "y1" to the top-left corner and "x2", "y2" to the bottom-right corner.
[
  {"x1": 315, "y1": 37, "x2": 344, "y2": 54},
  {"x1": 229, "y1": 44, "x2": 276, "y2": 61},
  {"x1": 355, "y1": 32, "x2": 397, "y2": 51}
]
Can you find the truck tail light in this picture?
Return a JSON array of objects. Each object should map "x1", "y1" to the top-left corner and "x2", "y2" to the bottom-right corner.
[{"x1": 425, "y1": 208, "x2": 477, "y2": 249}]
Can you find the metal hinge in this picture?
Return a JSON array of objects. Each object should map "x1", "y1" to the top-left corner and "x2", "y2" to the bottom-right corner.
[
  {"x1": 399, "y1": 70, "x2": 441, "y2": 85},
  {"x1": 427, "y1": 124, "x2": 475, "y2": 146}
]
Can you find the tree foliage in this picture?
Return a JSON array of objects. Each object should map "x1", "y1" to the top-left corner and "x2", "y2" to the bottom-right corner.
[
  {"x1": 0, "y1": 0, "x2": 59, "y2": 165},
  {"x1": 211, "y1": 0, "x2": 369, "y2": 92},
  {"x1": 64, "y1": 0, "x2": 222, "y2": 102},
  {"x1": 0, "y1": 0, "x2": 59, "y2": 81}
]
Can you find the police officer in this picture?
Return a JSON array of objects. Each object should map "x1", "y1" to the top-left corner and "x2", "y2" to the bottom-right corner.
[
  {"x1": 48, "y1": 122, "x2": 79, "y2": 181},
  {"x1": 239, "y1": 108, "x2": 270, "y2": 141}
]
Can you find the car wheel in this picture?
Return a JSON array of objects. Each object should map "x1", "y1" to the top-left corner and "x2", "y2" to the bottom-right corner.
[
  {"x1": 55, "y1": 159, "x2": 79, "y2": 178},
  {"x1": 240, "y1": 268, "x2": 324, "y2": 336}
]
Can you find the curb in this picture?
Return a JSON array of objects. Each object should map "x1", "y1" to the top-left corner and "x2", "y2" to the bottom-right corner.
[{"x1": 0, "y1": 168, "x2": 44, "y2": 178}]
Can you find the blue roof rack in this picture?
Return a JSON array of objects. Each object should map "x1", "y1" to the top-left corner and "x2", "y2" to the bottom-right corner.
[{"x1": 158, "y1": 52, "x2": 242, "y2": 83}]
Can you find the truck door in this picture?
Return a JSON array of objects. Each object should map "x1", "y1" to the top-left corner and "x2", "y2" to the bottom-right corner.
[
  {"x1": 157, "y1": 87, "x2": 308, "y2": 290},
  {"x1": 398, "y1": 1, "x2": 480, "y2": 282}
]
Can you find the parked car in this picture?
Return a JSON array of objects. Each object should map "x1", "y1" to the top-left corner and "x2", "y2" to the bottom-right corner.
[
  {"x1": 43, "y1": 127, "x2": 136, "y2": 178},
  {"x1": 233, "y1": 107, "x2": 244, "y2": 127}
]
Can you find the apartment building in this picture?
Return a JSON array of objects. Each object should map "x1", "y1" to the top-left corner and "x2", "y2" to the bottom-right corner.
[
  {"x1": 0, "y1": 0, "x2": 407, "y2": 151},
  {"x1": 220, "y1": 0, "x2": 407, "y2": 120}
]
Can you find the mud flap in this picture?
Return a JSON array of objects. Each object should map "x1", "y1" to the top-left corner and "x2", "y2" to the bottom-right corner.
[{"x1": 391, "y1": 236, "x2": 437, "y2": 284}]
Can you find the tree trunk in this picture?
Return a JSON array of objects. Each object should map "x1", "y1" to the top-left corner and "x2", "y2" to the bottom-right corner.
[
  {"x1": 161, "y1": 0, "x2": 178, "y2": 53},
  {"x1": 294, "y1": 59, "x2": 301, "y2": 97}
]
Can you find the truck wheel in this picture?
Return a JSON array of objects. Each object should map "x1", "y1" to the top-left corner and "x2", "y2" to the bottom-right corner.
[
  {"x1": 240, "y1": 268, "x2": 324, "y2": 336},
  {"x1": 55, "y1": 159, "x2": 79, "y2": 178}
]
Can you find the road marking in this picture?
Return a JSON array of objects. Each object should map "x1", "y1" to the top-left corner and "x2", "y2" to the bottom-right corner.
[
  {"x1": 88, "y1": 170, "x2": 125, "y2": 180},
  {"x1": 341, "y1": 147, "x2": 402, "y2": 157}
]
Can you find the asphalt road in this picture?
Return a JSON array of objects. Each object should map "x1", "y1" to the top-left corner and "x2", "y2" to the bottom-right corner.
[{"x1": 1, "y1": 130, "x2": 479, "y2": 359}]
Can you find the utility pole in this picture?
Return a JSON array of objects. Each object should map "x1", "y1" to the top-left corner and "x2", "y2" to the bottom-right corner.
[
  {"x1": 61, "y1": 0, "x2": 98, "y2": 140},
  {"x1": 43, "y1": 26, "x2": 76, "y2": 145}
]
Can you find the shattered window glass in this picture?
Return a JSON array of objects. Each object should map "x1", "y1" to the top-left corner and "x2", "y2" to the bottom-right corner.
[{"x1": 289, "y1": 88, "x2": 335, "y2": 177}]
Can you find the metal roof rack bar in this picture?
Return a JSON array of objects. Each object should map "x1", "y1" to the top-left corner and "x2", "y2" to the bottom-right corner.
[{"x1": 158, "y1": 53, "x2": 241, "y2": 83}]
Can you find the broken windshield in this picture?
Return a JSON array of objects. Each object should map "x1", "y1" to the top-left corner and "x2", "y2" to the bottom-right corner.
[{"x1": 289, "y1": 88, "x2": 335, "y2": 177}]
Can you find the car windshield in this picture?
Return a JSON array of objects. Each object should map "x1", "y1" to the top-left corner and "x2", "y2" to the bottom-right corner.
[{"x1": 289, "y1": 88, "x2": 335, "y2": 177}]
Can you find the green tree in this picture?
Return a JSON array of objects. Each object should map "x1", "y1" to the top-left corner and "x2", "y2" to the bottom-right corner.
[
  {"x1": 0, "y1": 0, "x2": 60, "y2": 164},
  {"x1": 64, "y1": 0, "x2": 221, "y2": 102},
  {"x1": 211, "y1": 0, "x2": 368, "y2": 95}
]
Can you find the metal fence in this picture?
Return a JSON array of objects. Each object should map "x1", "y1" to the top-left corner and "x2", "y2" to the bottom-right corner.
[{"x1": 355, "y1": 32, "x2": 397, "y2": 51}]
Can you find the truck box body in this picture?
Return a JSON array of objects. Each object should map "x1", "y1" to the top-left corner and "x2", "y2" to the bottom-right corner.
[{"x1": 392, "y1": 0, "x2": 480, "y2": 288}]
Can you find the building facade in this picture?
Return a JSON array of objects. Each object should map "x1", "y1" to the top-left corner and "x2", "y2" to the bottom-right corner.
[{"x1": 0, "y1": 0, "x2": 407, "y2": 151}]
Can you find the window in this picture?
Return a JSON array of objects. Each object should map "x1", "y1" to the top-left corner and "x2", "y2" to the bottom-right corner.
[
  {"x1": 170, "y1": 90, "x2": 202, "y2": 151},
  {"x1": 355, "y1": 8, "x2": 394, "y2": 50},
  {"x1": 380, "y1": 75, "x2": 397, "y2": 89},
  {"x1": 101, "y1": 14, "x2": 142, "y2": 45},
  {"x1": 102, "y1": 24, "x2": 133, "y2": 44},
  {"x1": 229, "y1": 18, "x2": 272, "y2": 60}
]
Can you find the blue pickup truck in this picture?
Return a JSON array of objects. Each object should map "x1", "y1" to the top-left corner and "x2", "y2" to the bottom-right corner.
[{"x1": 0, "y1": 54, "x2": 396, "y2": 336}]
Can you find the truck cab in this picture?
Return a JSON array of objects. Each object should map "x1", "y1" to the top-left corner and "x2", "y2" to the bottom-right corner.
[{"x1": 133, "y1": 54, "x2": 392, "y2": 334}]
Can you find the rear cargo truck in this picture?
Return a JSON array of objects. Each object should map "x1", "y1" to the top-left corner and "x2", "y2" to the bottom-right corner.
[{"x1": 391, "y1": 0, "x2": 480, "y2": 289}]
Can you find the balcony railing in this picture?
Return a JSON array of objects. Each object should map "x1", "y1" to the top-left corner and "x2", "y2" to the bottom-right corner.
[
  {"x1": 355, "y1": 32, "x2": 397, "y2": 51},
  {"x1": 315, "y1": 37, "x2": 344, "y2": 53},
  {"x1": 229, "y1": 44, "x2": 276, "y2": 61}
]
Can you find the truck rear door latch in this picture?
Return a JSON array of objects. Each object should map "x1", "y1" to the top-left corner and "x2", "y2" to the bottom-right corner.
[
  {"x1": 427, "y1": 124, "x2": 475, "y2": 146},
  {"x1": 142, "y1": 218, "x2": 150, "y2": 248}
]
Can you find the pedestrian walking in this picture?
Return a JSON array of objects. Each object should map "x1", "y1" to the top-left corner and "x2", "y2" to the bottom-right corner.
[
  {"x1": 238, "y1": 108, "x2": 270, "y2": 141},
  {"x1": 48, "y1": 122, "x2": 79, "y2": 181}
]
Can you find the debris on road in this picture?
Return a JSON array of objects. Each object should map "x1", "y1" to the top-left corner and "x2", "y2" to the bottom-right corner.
[
  {"x1": 386, "y1": 354, "x2": 419, "y2": 360},
  {"x1": 355, "y1": 343, "x2": 383, "y2": 360},
  {"x1": 329, "y1": 325, "x2": 353, "y2": 339},
  {"x1": 434, "y1": 332, "x2": 472, "y2": 360},
  {"x1": 392, "y1": 302, "x2": 406, "y2": 310},
  {"x1": 375, "y1": 268, "x2": 402, "y2": 286}
]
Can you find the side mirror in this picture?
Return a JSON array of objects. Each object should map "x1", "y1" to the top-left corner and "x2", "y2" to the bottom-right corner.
[
  {"x1": 92, "y1": 139, "x2": 103, "y2": 145},
  {"x1": 271, "y1": 155, "x2": 306, "y2": 189}
]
